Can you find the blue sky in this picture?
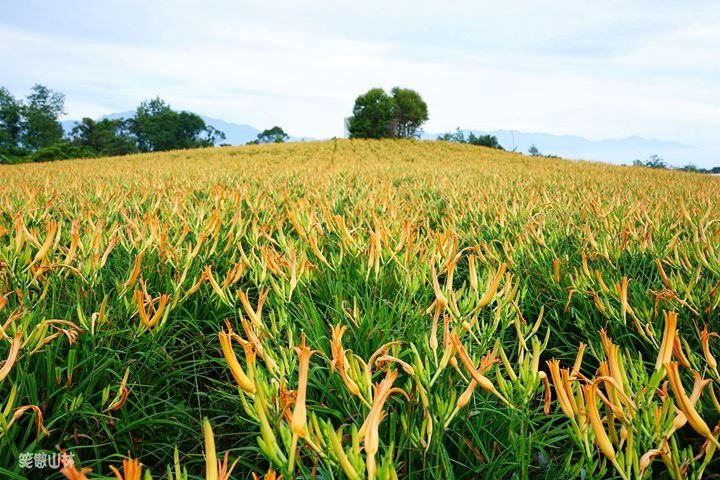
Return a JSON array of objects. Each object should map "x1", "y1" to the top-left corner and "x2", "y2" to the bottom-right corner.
[{"x1": 2, "y1": 0, "x2": 719, "y2": 165}]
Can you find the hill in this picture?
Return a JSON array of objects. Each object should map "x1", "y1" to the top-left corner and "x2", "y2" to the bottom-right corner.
[
  {"x1": 60, "y1": 112, "x2": 717, "y2": 167},
  {"x1": 1, "y1": 140, "x2": 719, "y2": 478}
]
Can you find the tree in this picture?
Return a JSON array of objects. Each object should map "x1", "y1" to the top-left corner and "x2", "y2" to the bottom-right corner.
[
  {"x1": 347, "y1": 88, "x2": 396, "y2": 139},
  {"x1": 680, "y1": 163, "x2": 700, "y2": 173},
  {"x1": 467, "y1": 133, "x2": 503, "y2": 149},
  {"x1": 130, "y1": 97, "x2": 225, "y2": 152},
  {"x1": 30, "y1": 141, "x2": 95, "y2": 162},
  {"x1": 390, "y1": 87, "x2": 429, "y2": 138},
  {"x1": 528, "y1": 144, "x2": 541, "y2": 156},
  {"x1": 0, "y1": 87, "x2": 23, "y2": 156},
  {"x1": 249, "y1": 126, "x2": 289, "y2": 144},
  {"x1": 21, "y1": 84, "x2": 65, "y2": 151},
  {"x1": 70, "y1": 117, "x2": 138, "y2": 156},
  {"x1": 347, "y1": 87, "x2": 429, "y2": 139},
  {"x1": 437, "y1": 128, "x2": 466, "y2": 143},
  {"x1": 632, "y1": 154, "x2": 666, "y2": 169},
  {"x1": 438, "y1": 128, "x2": 504, "y2": 150}
]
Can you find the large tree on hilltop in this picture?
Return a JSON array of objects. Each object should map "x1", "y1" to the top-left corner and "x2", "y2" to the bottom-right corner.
[{"x1": 347, "y1": 87, "x2": 428, "y2": 139}]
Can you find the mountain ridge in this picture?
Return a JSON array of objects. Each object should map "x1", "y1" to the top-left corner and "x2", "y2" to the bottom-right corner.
[{"x1": 422, "y1": 129, "x2": 696, "y2": 165}]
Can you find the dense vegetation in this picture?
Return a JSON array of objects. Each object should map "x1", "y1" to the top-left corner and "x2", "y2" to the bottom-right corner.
[
  {"x1": 437, "y1": 128, "x2": 504, "y2": 150},
  {"x1": 0, "y1": 85, "x2": 225, "y2": 163},
  {"x1": 347, "y1": 88, "x2": 429, "y2": 139},
  {"x1": 1, "y1": 140, "x2": 720, "y2": 479}
]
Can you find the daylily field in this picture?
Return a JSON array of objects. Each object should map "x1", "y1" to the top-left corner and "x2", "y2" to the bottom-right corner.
[{"x1": 1, "y1": 140, "x2": 720, "y2": 479}]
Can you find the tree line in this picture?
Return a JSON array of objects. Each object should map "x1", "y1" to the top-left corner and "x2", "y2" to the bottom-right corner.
[
  {"x1": 0, "y1": 84, "x2": 226, "y2": 163},
  {"x1": 9, "y1": 84, "x2": 707, "y2": 170}
]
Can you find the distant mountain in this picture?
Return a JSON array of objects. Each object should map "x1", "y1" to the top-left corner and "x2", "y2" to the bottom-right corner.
[
  {"x1": 62, "y1": 112, "x2": 261, "y2": 145},
  {"x1": 422, "y1": 129, "x2": 712, "y2": 167},
  {"x1": 195, "y1": 115, "x2": 260, "y2": 145},
  {"x1": 423, "y1": 129, "x2": 702, "y2": 166}
]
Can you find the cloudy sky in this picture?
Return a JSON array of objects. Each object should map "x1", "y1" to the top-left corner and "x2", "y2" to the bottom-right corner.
[{"x1": 2, "y1": 0, "x2": 719, "y2": 164}]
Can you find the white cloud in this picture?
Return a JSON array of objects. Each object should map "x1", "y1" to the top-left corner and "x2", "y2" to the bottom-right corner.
[{"x1": 1, "y1": 1, "x2": 720, "y2": 165}]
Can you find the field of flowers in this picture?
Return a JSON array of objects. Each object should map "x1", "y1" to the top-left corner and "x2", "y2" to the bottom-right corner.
[{"x1": 1, "y1": 139, "x2": 720, "y2": 479}]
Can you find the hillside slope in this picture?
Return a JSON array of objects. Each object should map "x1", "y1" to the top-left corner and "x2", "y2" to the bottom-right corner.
[{"x1": 1, "y1": 140, "x2": 719, "y2": 478}]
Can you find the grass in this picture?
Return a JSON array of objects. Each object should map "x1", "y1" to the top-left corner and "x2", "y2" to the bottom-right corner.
[{"x1": 1, "y1": 139, "x2": 719, "y2": 479}]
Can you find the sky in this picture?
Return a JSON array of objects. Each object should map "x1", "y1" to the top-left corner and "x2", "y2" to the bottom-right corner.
[{"x1": 2, "y1": 0, "x2": 720, "y2": 166}]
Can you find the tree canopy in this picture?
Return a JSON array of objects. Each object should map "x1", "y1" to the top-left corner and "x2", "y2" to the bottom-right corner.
[
  {"x1": 347, "y1": 88, "x2": 397, "y2": 139},
  {"x1": 347, "y1": 87, "x2": 428, "y2": 139},
  {"x1": 0, "y1": 87, "x2": 23, "y2": 156},
  {"x1": 70, "y1": 117, "x2": 138, "y2": 157},
  {"x1": 0, "y1": 84, "x2": 65, "y2": 161},
  {"x1": 0, "y1": 86, "x2": 227, "y2": 163},
  {"x1": 248, "y1": 126, "x2": 290, "y2": 144},
  {"x1": 130, "y1": 97, "x2": 225, "y2": 153},
  {"x1": 22, "y1": 84, "x2": 65, "y2": 151},
  {"x1": 438, "y1": 128, "x2": 504, "y2": 150},
  {"x1": 390, "y1": 87, "x2": 429, "y2": 139}
]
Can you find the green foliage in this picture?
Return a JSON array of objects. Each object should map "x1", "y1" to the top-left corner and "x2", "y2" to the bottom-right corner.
[
  {"x1": 390, "y1": 87, "x2": 429, "y2": 139},
  {"x1": 1, "y1": 140, "x2": 720, "y2": 477},
  {"x1": 348, "y1": 88, "x2": 397, "y2": 139},
  {"x1": 248, "y1": 126, "x2": 290, "y2": 144},
  {"x1": 0, "y1": 84, "x2": 65, "y2": 158},
  {"x1": 21, "y1": 84, "x2": 65, "y2": 151},
  {"x1": 348, "y1": 87, "x2": 428, "y2": 139},
  {"x1": 438, "y1": 128, "x2": 504, "y2": 150},
  {"x1": 70, "y1": 117, "x2": 138, "y2": 157},
  {"x1": 130, "y1": 97, "x2": 226, "y2": 153},
  {"x1": 30, "y1": 140, "x2": 96, "y2": 162},
  {"x1": 528, "y1": 144, "x2": 541, "y2": 156},
  {"x1": 632, "y1": 154, "x2": 667, "y2": 169},
  {"x1": 0, "y1": 87, "x2": 24, "y2": 156}
]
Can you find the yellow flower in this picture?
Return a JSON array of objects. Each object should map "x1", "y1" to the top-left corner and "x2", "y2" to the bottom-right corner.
[
  {"x1": 135, "y1": 291, "x2": 169, "y2": 329},
  {"x1": 122, "y1": 254, "x2": 143, "y2": 290},
  {"x1": 252, "y1": 468, "x2": 282, "y2": 480},
  {"x1": 452, "y1": 333, "x2": 509, "y2": 406},
  {"x1": 109, "y1": 458, "x2": 142, "y2": 480},
  {"x1": 218, "y1": 328, "x2": 256, "y2": 395},
  {"x1": 290, "y1": 334, "x2": 316, "y2": 438},
  {"x1": 477, "y1": 262, "x2": 507, "y2": 308},
  {"x1": 359, "y1": 370, "x2": 405, "y2": 480},
  {"x1": 584, "y1": 384, "x2": 623, "y2": 474},
  {"x1": 203, "y1": 417, "x2": 218, "y2": 480},
  {"x1": 570, "y1": 342, "x2": 586, "y2": 379},
  {"x1": 655, "y1": 311, "x2": 677, "y2": 372},
  {"x1": 330, "y1": 324, "x2": 361, "y2": 397},
  {"x1": 547, "y1": 360, "x2": 574, "y2": 418},
  {"x1": 288, "y1": 334, "x2": 318, "y2": 473},
  {"x1": 0, "y1": 332, "x2": 21, "y2": 383},
  {"x1": 30, "y1": 220, "x2": 57, "y2": 266},
  {"x1": 60, "y1": 464, "x2": 92, "y2": 480},
  {"x1": 666, "y1": 362, "x2": 720, "y2": 447},
  {"x1": 700, "y1": 327, "x2": 719, "y2": 374}
]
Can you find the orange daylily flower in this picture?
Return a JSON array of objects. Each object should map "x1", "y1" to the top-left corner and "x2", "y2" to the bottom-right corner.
[
  {"x1": 218, "y1": 328, "x2": 256, "y2": 395},
  {"x1": 330, "y1": 324, "x2": 361, "y2": 397},
  {"x1": 655, "y1": 311, "x2": 677, "y2": 372},
  {"x1": 666, "y1": 362, "x2": 719, "y2": 446},
  {"x1": 0, "y1": 332, "x2": 22, "y2": 383}
]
